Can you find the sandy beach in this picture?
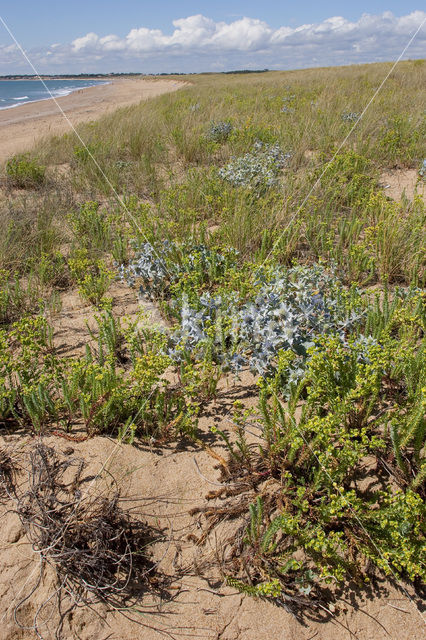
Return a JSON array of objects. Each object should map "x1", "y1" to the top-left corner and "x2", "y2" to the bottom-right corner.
[{"x1": 0, "y1": 77, "x2": 185, "y2": 163}]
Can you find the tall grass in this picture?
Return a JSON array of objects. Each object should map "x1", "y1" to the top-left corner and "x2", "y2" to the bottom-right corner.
[
  {"x1": 6, "y1": 61, "x2": 416, "y2": 284},
  {"x1": 0, "y1": 61, "x2": 425, "y2": 610}
]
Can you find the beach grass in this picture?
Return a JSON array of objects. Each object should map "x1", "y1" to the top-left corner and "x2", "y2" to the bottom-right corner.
[
  {"x1": 0, "y1": 60, "x2": 425, "y2": 618},
  {"x1": 19, "y1": 60, "x2": 424, "y2": 286}
]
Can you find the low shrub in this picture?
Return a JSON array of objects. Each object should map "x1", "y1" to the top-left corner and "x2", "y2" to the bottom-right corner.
[
  {"x1": 194, "y1": 322, "x2": 425, "y2": 601},
  {"x1": 0, "y1": 269, "x2": 41, "y2": 325},
  {"x1": 5, "y1": 154, "x2": 46, "y2": 188},
  {"x1": 341, "y1": 111, "x2": 360, "y2": 122},
  {"x1": 0, "y1": 311, "x2": 197, "y2": 440},
  {"x1": 68, "y1": 248, "x2": 113, "y2": 307},
  {"x1": 219, "y1": 142, "x2": 291, "y2": 190},
  {"x1": 207, "y1": 120, "x2": 233, "y2": 142},
  {"x1": 379, "y1": 114, "x2": 424, "y2": 167}
]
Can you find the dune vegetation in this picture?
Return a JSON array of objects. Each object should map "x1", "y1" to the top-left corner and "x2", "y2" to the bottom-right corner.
[{"x1": 0, "y1": 60, "x2": 425, "y2": 633}]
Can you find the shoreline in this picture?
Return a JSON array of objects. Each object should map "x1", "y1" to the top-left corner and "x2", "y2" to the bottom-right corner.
[
  {"x1": 0, "y1": 79, "x2": 111, "y2": 112},
  {"x1": 0, "y1": 77, "x2": 185, "y2": 163}
]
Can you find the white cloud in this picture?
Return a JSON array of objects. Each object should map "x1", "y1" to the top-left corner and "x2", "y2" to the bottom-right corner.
[
  {"x1": 169, "y1": 15, "x2": 217, "y2": 47},
  {"x1": 0, "y1": 43, "x2": 18, "y2": 55},
  {"x1": 209, "y1": 18, "x2": 272, "y2": 50},
  {"x1": 0, "y1": 12, "x2": 425, "y2": 74},
  {"x1": 72, "y1": 32, "x2": 100, "y2": 51}
]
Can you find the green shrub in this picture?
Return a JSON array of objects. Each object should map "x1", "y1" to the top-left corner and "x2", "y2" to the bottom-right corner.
[
  {"x1": 68, "y1": 248, "x2": 113, "y2": 307},
  {"x1": 194, "y1": 293, "x2": 425, "y2": 599},
  {"x1": 6, "y1": 154, "x2": 45, "y2": 188},
  {"x1": 73, "y1": 143, "x2": 99, "y2": 165},
  {"x1": 315, "y1": 149, "x2": 377, "y2": 207},
  {"x1": 0, "y1": 269, "x2": 41, "y2": 325},
  {"x1": 379, "y1": 114, "x2": 425, "y2": 166},
  {"x1": 0, "y1": 312, "x2": 197, "y2": 440}
]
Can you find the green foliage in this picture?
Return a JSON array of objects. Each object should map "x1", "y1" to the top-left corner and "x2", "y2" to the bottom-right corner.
[
  {"x1": 67, "y1": 200, "x2": 129, "y2": 260},
  {"x1": 0, "y1": 316, "x2": 57, "y2": 431},
  {"x1": 178, "y1": 357, "x2": 221, "y2": 401},
  {"x1": 29, "y1": 251, "x2": 69, "y2": 289},
  {"x1": 0, "y1": 312, "x2": 197, "y2": 440},
  {"x1": 315, "y1": 149, "x2": 377, "y2": 207},
  {"x1": 68, "y1": 201, "x2": 112, "y2": 251},
  {"x1": 0, "y1": 270, "x2": 39, "y2": 325},
  {"x1": 73, "y1": 143, "x2": 99, "y2": 165},
  {"x1": 6, "y1": 154, "x2": 46, "y2": 188},
  {"x1": 209, "y1": 292, "x2": 425, "y2": 597},
  {"x1": 68, "y1": 248, "x2": 113, "y2": 307},
  {"x1": 379, "y1": 114, "x2": 425, "y2": 166}
]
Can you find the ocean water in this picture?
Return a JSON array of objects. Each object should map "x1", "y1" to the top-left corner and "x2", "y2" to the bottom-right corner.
[{"x1": 0, "y1": 79, "x2": 109, "y2": 110}]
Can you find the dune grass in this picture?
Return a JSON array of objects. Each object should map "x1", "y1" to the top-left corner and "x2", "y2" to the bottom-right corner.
[
  {"x1": 0, "y1": 61, "x2": 425, "y2": 611},
  {"x1": 21, "y1": 61, "x2": 424, "y2": 285}
]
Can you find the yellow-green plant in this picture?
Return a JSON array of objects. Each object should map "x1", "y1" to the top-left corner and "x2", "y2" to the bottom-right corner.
[
  {"x1": 6, "y1": 154, "x2": 45, "y2": 188},
  {"x1": 68, "y1": 249, "x2": 113, "y2": 307}
]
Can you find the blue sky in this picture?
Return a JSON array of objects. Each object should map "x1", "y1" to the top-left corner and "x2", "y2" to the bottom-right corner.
[
  {"x1": 2, "y1": 1, "x2": 423, "y2": 47},
  {"x1": 0, "y1": 2, "x2": 425, "y2": 74}
]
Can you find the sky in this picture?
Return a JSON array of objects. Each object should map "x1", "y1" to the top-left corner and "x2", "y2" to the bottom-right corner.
[{"x1": 0, "y1": 1, "x2": 425, "y2": 74}]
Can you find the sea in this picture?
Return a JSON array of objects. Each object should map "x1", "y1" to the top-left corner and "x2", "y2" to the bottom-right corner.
[{"x1": 0, "y1": 79, "x2": 109, "y2": 110}]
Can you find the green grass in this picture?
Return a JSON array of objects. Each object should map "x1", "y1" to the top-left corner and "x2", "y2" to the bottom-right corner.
[
  {"x1": 15, "y1": 61, "x2": 423, "y2": 287},
  {"x1": 0, "y1": 61, "x2": 425, "y2": 610},
  {"x1": 5, "y1": 154, "x2": 46, "y2": 189}
]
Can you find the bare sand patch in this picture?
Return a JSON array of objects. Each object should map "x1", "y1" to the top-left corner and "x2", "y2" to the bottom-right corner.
[
  {"x1": 1, "y1": 411, "x2": 422, "y2": 640},
  {"x1": 380, "y1": 168, "x2": 424, "y2": 202},
  {"x1": 0, "y1": 284, "x2": 423, "y2": 639}
]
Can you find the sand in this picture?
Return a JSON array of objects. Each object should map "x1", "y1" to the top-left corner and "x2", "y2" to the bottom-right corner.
[
  {"x1": 0, "y1": 283, "x2": 424, "y2": 640},
  {"x1": 380, "y1": 168, "x2": 425, "y2": 202},
  {"x1": 0, "y1": 77, "x2": 186, "y2": 163},
  {"x1": 0, "y1": 76, "x2": 424, "y2": 640}
]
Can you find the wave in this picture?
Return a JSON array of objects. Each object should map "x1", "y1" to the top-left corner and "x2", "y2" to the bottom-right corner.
[
  {"x1": 0, "y1": 103, "x2": 21, "y2": 111},
  {"x1": 0, "y1": 82, "x2": 110, "y2": 111}
]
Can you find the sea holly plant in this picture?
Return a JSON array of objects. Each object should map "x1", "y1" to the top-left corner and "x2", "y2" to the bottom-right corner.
[
  {"x1": 117, "y1": 241, "x2": 171, "y2": 300},
  {"x1": 218, "y1": 141, "x2": 291, "y2": 190},
  {"x1": 118, "y1": 241, "x2": 239, "y2": 307},
  {"x1": 119, "y1": 241, "x2": 371, "y2": 392},
  {"x1": 226, "y1": 264, "x2": 363, "y2": 379},
  {"x1": 207, "y1": 120, "x2": 233, "y2": 142},
  {"x1": 196, "y1": 326, "x2": 425, "y2": 601},
  {"x1": 118, "y1": 240, "x2": 426, "y2": 404},
  {"x1": 341, "y1": 111, "x2": 360, "y2": 123},
  {"x1": 166, "y1": 260, "x2": 366, "y2": 388},
  {"x1": 281, "y1": 95, "x2": 296, "y2": 114}
]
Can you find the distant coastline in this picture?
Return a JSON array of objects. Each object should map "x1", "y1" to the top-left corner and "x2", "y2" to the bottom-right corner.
[
  {"x1": 0, "y1": 77, "x2": 185, "y2": 162},
  {"x1": 0, "y1": 78, "x2": 111, "y2": 111},
  {"x1": 0, "y1": 69, "x2": 270, "y2": 81},
  {"x1": 0, "y1": 74, "x2": 140, "y2": 80}
]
